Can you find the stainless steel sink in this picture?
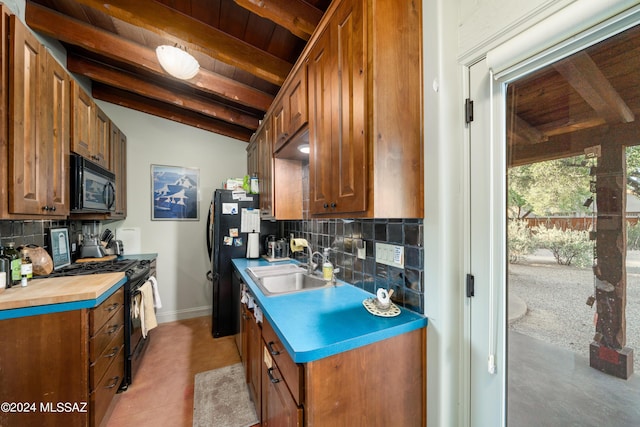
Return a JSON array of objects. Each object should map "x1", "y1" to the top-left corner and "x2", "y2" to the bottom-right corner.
[
  {"x1": 246, "y1": 264, "x2": 305, "y2": 277},
  {"x1": 246, "y1": 265, "x2": 339, "y2": 296}
]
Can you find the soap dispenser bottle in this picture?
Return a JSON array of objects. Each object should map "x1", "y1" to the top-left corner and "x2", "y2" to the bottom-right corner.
[{"x1": 322, "y1": 248, "x2": 333, "y2": 281}]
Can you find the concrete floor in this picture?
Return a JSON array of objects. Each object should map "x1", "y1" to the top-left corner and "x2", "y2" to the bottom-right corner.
[{"x1": 508, "y1": 331, "x2": 640, "y2": 427}]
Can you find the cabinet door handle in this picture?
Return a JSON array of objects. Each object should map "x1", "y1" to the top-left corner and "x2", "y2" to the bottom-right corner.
[
  {"x1": 51, "y1": 206, "x2": 56, "y2": 212},
  {"x1": 105, "y1": 376, "x2": 120, "y2": 389},
  {"x1": 267, "y1": 367, "x2": 280, "y2": 383},
  {"x1": 330, "y1": 202, "x2": 337, "y2": 208},
  {"x1": 42, "y1": 206, "x2": 49, "y2": 211},
  {"x1": 267, "y1": 341, "x2": 281, "y2": 356},
  {"x1": 323, "y1": 203, "x2": 329, "y2": 209}
]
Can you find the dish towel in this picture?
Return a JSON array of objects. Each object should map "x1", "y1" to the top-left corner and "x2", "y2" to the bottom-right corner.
[
  {"x1": 140, "y1": 281, "x2": 158, "y2": 338},
  {"x1": 148, "y1": 275, "x2": 162, "y2": 309},
  {"x1": 132, "y1": 292, "x2": 141, "y2": 320}
]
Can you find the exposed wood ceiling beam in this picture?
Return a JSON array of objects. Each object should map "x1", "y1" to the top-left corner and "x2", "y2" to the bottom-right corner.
[
  {"x1": 25, "y1": 2, "x2": 274, "y2": 112},
  {"x1": 234, "y1": 0, "x2": 323, "y2": 41},
  {"x1": 93, "y1": 84, "x2": 253, "y2": 142},
  {"x1": 536, "y1": 111, "x2": 607, "y2": 137},
  {"x1": 509, "y1": 121, "x2": 640, "y2": 167},
  {"x1": 508, "y1": 114, "x2": 549, "y2": 145},
  {"x1": 67, "y1": 55, "x2": 259, "y2": 130},
  {"x1": 554, "y1": 52, "x2": 635, "y2": 125},
  {"x1": 70, "y1": 0, "x2": 292, "y2": 85}
]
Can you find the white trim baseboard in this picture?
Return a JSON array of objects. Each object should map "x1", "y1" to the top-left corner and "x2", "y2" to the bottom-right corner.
[{"x1": 155, "y1": 305, "x2": 212, "y2": 324}]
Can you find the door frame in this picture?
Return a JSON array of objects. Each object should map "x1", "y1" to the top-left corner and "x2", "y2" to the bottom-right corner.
[
  {"x1": 462, "y1": 4, "x2": 640, "y2": 426},
  {"x1": 463, "y1": 58, "x2": 508, "y2": 427}
]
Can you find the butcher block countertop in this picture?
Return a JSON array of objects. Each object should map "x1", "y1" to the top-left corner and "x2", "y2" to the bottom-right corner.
[{"x1": 0, "y1": 272, "x2": 126, "y2": 321}]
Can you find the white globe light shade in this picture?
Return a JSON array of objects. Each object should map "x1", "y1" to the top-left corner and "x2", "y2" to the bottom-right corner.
[{"x1": 155, "y1": 45, "x2": 200, "y2": 80}]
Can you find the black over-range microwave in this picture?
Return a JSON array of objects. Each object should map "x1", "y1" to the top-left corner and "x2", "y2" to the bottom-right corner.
[{"x1": 70, "y1": 153, "x2": 116, "y2": 213}]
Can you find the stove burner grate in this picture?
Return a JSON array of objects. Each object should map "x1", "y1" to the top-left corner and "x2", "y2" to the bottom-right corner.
[{"x1": 33, "y1": 259, "x2": 140, "y2": 279}]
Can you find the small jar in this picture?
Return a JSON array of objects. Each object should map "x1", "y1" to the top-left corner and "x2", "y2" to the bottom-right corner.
[{"x1": 21, "y1": 255, "x2": 33, "y2": 286}]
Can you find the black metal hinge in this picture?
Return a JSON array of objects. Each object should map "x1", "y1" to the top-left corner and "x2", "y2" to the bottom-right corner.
[
  {"x1": 466, "y1": 274, "x2": 475, "y2": 297},
  {"x1": 465, "y1": 98, "x2": 474, "y2": 124}
]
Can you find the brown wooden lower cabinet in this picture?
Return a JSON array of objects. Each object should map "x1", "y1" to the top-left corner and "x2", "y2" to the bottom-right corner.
[
  {"x1": 0, "y1": 288, "x2": 125, "y2": 427},
  {"x1": 262, "y1": 352, "x2": 304, "y2": 427},
  {"x1": 247, "y1": 314, "x2": 426, "y2": 427}
]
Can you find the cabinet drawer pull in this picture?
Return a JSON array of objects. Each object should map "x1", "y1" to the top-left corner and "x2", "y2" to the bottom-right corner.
[
  {"x1": 267, "y1": 341, "x2": 280, "y2": 356},
  {"x1": 105, "y1": 303, "x2": 119, "y2": 312},
  {"x1": 105, "y1": 376, "x2": 120, "y2": 389},
  {"x1": 104, "y1": 347, "x2": 119, "y2": 358},
  {"x1": 267, "y1": 367, "x2": 280, "y2": 384},
  {"x1": 106, "y1": 324, "x2": 119, "y2": 335}
]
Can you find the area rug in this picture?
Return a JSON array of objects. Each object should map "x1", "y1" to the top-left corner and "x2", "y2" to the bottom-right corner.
[{"x1": 193, "y1": 363, "x2": 259, "y2": 427}]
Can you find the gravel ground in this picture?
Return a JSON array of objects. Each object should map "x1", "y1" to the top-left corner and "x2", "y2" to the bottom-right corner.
[{"x1": 509, "y1": 249, "x2": 640, "y2": 372}]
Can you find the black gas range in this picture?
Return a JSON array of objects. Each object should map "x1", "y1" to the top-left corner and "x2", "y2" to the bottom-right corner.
[
  {"x1": 34, "y1": 258, "x2": 149, "y2": 281},
  {"x1": 33, "y1": 257, "x2": 153, "y2": 391}
]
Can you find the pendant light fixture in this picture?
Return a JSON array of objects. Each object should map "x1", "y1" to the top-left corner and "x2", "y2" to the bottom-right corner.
[{"x1": 155, "y1": 45, "x2": 200, "y2": 80}]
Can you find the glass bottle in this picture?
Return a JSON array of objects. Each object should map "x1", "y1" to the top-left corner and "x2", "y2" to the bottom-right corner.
[
  {"x1": 5, "y1": 242, "x2": 21, "y2": 287},
  {"x1": 0, "y1": 246, "x2": 11, "y2": 289},
  {"x1": 21, "y1": 253, "x2": 33, "y2": 286}
]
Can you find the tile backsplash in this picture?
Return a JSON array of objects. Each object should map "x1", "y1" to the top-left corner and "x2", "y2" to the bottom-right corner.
[
  {"x1": 280, "y1": 162, "x2": 425, "y2": 314},
  {"x1": 0, "y1": 220, "x2": 81, "y2": 255},
  {"x1": 282, "y1": 218, "x2": 424, "y2": 313}
]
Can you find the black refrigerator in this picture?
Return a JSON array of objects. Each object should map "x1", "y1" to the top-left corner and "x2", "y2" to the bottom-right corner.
[{"x1": 207, "y1": 189, "x2": 277, "y2": 338}]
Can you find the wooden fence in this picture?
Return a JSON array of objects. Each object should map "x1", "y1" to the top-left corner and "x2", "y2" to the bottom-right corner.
[{"x1": 524, "y1": 216, "x2": 640, "y2": 231}]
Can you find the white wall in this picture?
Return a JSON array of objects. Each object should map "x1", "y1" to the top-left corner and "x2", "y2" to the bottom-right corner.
[
  {"x1": 422, "y1": 1, "x2": 464, "y2": 427},
  {"x1": 96, "y1": 102, "x2": 248, "y2": 323}
]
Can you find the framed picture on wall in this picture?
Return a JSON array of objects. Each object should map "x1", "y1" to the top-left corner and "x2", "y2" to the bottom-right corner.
[{"x1": 151, "y1": 164, "x2": 200, "y2": 221}]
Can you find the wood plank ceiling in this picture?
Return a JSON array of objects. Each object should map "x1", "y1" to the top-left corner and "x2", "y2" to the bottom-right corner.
[
  {"x1": 25, "y1": 0, "x2": 331, "y2": 142},
  {"x1": 507, "y1": 23, "x2": 640, "y2": 166}
]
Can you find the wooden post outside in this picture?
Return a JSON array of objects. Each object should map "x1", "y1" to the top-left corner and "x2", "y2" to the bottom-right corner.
[{"x1": 590, "y1": 142, "x2": 634, "y2": 379}]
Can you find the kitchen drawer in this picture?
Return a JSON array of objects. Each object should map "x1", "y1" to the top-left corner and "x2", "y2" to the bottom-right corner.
[
  {"x1": 90, "y1": 344, "x2": 124, "y2": 427},
  {"x1": 90, "y1": 305, "x2": 124, "y2": 355},
  {"x1": 90, "y1": 288, "x2": 124, "y2": 336},
  {"x1": 90, "y1": 325, "x2": 124, "y2": 389},
  {"x1": 262, "y1": 318, "x2": 304, "y2": 405}
]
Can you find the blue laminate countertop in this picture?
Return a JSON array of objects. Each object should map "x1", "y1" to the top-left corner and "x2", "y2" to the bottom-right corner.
[{"x1": 232, "y1": 258, "x2": 427, "y2": 363}]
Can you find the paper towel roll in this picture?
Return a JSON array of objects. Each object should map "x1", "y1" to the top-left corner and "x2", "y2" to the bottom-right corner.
[
  {"x1": 247, "y1": 232, "x2": 259, "y2": 259},
  {"x1": 290, "y1": 238, "x2": 309, "y2": 253}
]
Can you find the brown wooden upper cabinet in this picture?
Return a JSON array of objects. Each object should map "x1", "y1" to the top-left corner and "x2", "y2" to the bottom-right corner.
[
  {"x1": 256, "y1": 117, "x2": 274, "y2": 218},
  {"x1": 95, "y1": 106, "x2": 111, "y2": 168},
  {"x1": 308, "y1": 0, "x2": 367, "y2": 216},
  {"x1": 250, "y1": 116, "x2": 303, "y2": 220},
  {"x1": 109, "y1": 123, "x2": 127, "y2": 219},
  {"x1": 246, "y1": 139, "x2": 259, "y2": 178},
  {"x1": 71, "y1": 80, "x2": 109, "y2": 168},
  {"x1": 273, "y1": 64, "x2": 309, "y2": 154},
  {"x1": 308, "y1": 0, "x2": 423, "y2": 218},
  {"x1": 7, "y1": 13, "x2": 69, "y2": 217}
]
